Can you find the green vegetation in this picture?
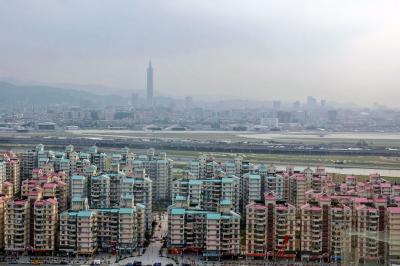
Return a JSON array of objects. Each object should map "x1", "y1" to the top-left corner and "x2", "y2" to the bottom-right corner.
[
  {"x1": 332, "y1": 173, "x2": 399, "y2": 183},
  {"x1": 165, "y1": 149, "x2": 400, "y2": 170}
]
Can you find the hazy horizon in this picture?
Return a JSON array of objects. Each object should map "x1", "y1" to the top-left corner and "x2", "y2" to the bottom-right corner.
[{"x1": 1, "y1": 1, "x2": 399, "y2": 106}]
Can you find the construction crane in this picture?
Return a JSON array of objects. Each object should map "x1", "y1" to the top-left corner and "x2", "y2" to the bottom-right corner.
[
  {"x1": 276, "y1": 235, "x2": 290, "y2": 257},
  {"x1": 275, "y1": 235, "x2": 293, "y2": 259}
]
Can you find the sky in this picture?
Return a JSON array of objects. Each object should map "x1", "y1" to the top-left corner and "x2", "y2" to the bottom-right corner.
[{"x1": 0, "y1": 0, "x2": 399, "y2": 106}]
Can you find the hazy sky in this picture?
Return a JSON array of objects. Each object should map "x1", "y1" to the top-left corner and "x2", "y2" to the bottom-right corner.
[{"x1": 0, "y1": 0, "x2": 399, "y2": 106}]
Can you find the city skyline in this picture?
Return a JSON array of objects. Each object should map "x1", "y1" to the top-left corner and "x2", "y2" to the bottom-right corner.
[
  {"x1": 0, "y1": 1, "x2": 400, "y2": 106},
  {"x1": 1, "y1": 1, "x2": 400, "y2": 265}
]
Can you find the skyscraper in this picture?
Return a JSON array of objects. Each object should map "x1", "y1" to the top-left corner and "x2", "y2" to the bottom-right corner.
[{"x1": 146, "y1": 60, "x2": 153, "y2": 103}]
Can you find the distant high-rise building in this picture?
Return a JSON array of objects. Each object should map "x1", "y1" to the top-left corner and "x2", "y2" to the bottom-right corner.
[
  {"x1": 131, "y1": 93, "x2": 139, "y2": 106},
  {"x1": 293, "y1": 101, "x2": 301, "y2": 110},
  {"x1": 328, "y1": 110, "x2": 338, "y2": 122},
  {"x1": 146, "y1": 60, "x2": 153, "y2": 104},
  {"x1": 307, "y1": 96, "x2": 317, "y2": 108},
  {"x1": 272, "y1": 100, "x2": 281, "y2": 109}
]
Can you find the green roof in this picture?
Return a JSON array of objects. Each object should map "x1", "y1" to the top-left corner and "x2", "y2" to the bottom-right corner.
[
  {"x1": 175, "y1": 195, "x2": 186, "y2": 201},
  {"x1": 91, "y1": 174, "x2": 110, "y2": 180},
  {"x1": 122, "y1": 177, "x2": 135, "y2": 183},
  {"x1": 60, "y1": 210, "x2": 78, "y2": 217},
  {"x1": 221, "y1": 177, "x2": 235, "y2": 183},
  {"x1": 220, "y1": 199, "x2": 232, "y2": 205},
  {"x1": 248, "y1": 174, "x2": 261, "y2": 180},
  {"x1": 136, "y1": 203, "x2": 145, "y2": 209},
  {"x1": 259, "y1": 164, "x2": 268, "y2": 170},
  {"x1": 170, "y1": 208, "x2": 186, "y2": 215},
  {"x1": 77, "y1": 210, "x2": 95, "y2": 217},
  {"x1": 189, "y1": 180, "x2": 203, "y2": 185},
  {"x1": 71, "y1": 175, "x2": 85, "y2": 180},
  {"x1": 207, "y1": 213, "x2": 221, "y2": 220},
  {"x1": 119, "y1": 208, "x2": 134, "y2": 214}
]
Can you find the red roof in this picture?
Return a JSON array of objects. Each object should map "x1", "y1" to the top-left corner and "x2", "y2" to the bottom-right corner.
[
  {"x1": 388, "y1": 207, "x2": 400, "y2": 214},
  {"x1": 2, "y1": 181, "x2": 12, "y2": 187},
  {"x1": 43, "y1": 183, "x2": 57, "y2": 189}
]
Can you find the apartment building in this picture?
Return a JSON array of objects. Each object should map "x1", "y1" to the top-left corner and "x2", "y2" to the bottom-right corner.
[
  {"x1": 352, "y1": 202, "x2": 383, "y2": 264},
  {"x1": 300, "y1": 194, "x2": 352, "y2": 262},
  {"x1": 96, "y1": 207, "x2": 145, "y2": 254},
  {"x1": 119, "y1": 175, "x2": 153, "y2": 231},
  {"x1": 289, "y1": 174, "x2": 308, "y2": 207},
  {"x1": 246, "y1": 193, "x2": 296, "y2": 259},
  {"x1": 59, "y1": 210, "x2": 98, "y2": 255},
  {"x1": 70, "y1": 175, "x2": 87, "y2": 199},
  {"x1": 22, "y1": 146, "x2": 40, "y2": 179},
  {"x1": 90, "y1": 174, "x2": 111, "y2": 209},
  {"x1": 387, "y1": 207, "x2": 400, "y2": 264},
  {"x1": 2, "y1": 181, "x2": 13, "y2": 198},
  {"x1": 263, "y1": 174, "x2": 284, "y2": 200},
  {"x1": 2, "y1": 181, "x2": 14, "y2": 199},
  {"x1": 133, "y1": 150, "x2": 173, "y2": 202},
  {"x1": 0, "y1": 196, "x2": 7, "y2": 250},
  {"x1": 0, "y1": 152, "x2": 21, "y2": 195},
  {"x1": 33, "y1": 198, "x2": 58, "y2": 252},
  {"x1": 4, "y1": 199, "x2": 30, "y2": 252},
  {"x1": 168, "y1": 205, "x2": 240, "y2": 257},
  {"x1": 59, "y1": 206, "x2": 144, "y2": 255},
  {"x1": 88, "y1": 146, "x2": 107, "y2": 173},
  {"x1": 171, "y1": 175, "x2": 240, "y2": 214},
  {"x1": 241, "y1": 173, "x2": 262, "y2": 214},
  {"x1": 0, "y1": 161, "x2": 5, "y2": 191}
]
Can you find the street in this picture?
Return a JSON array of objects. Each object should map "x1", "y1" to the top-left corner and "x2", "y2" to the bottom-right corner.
[{"x1": 115, "y1": 213, "x2": 177, "y2": 266}]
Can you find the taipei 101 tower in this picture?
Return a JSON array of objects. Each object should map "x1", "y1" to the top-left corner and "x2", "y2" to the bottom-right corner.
[{"x1": 146, "y1": 60, "x2": 153, "y2": 104}]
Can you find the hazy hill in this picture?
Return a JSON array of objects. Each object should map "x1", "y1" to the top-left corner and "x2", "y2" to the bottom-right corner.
[{"x1": 0, "y1": 81, "x2": 128, "y2": 106}]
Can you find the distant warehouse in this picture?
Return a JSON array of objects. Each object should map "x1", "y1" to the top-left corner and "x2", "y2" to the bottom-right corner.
[{"x1": 37, "y1": 122, "x2": 57, "y2": 130}]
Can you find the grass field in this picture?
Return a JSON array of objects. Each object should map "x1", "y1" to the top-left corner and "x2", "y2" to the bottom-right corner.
[
  {"x1": 165, "y1": 149, "x2": 400, "y2": 170},
  {"x1": 1, "y1": 141, "x2": 400, "y2": 171}
]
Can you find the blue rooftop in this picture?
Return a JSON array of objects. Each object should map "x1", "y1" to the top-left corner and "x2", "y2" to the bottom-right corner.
[
  {"x1": 175, "y1": 195, "x2": 186, "y2": 201},
  {"x1": 220, "y1": 199, "x2": 232, "y2": 205},
  {"x1": 206, "y1": 213, "x2": 221, "y2": 220},
  {"x1": 77, "y1": 210, "x2": 95, "y2": 217},
  {"x1": 248, "y1": 174, "x2": 261, "y2": 180},
  {"x1": 189, "y1": 180, "x2": 203, "y2": 185},
  {"x1": 119, "y1": 208, "x2": 134, "y2": 214},
  {"x1": 71, "y1": 175, "x2": 85, "y2": 180},
  {"x1": 170, "y1": 208, "x2": 186, "y2": 215}
]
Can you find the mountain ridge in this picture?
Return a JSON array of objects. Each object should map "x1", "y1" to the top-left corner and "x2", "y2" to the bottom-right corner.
[{"x1": 0, "y1": 81, "x2": 128, "y2": 106}]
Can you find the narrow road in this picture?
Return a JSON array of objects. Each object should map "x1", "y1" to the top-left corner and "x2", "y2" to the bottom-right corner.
[{"x1": 115, "y1": 213, "x2": 177, "y2": 266}]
